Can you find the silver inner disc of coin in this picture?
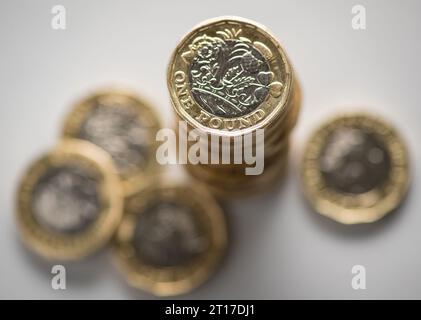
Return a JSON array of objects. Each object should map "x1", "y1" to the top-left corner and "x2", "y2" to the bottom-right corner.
[
  {"x1": 31, "y1": 165, "x2": 101, "y2": 234},
  {"x1": 132, "y1": 201, "x2": 208, "y2": 267},
  {"x1": 319, "y1": 127, "x2": 391, "y2": 194},
  {"x1": 79, "y1": 104, "x2": 150, "y2": 175},
  {"x1": 189, "y1": 39, "x2": 271, "y2": 118}
]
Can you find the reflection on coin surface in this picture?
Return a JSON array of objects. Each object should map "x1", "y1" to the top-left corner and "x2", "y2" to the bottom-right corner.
[
  {"x1": 62, "y1": 90, "x2": 161, "y2": 192},
  {"x1": 302, "y1": 113, "x2": 410, "y2": 224},
  {"x1": 133, "y1": 202, "x2": 208, "y2": 267},
  {"x1": 113, "y1": 184, "x2": 227, "y2": 296},
  {"x1": 32, "y1": 165, "x2": 100, "y2": 234},
  {"x1": 319, "y1": 127, "x2": 391, "y2": 194},
  {"x1": 189, "y1": 38, "x2": 271, "y2": 117},
  {"x1": 16, "y1": 139, "x2": 123, "y2": 260},
  {"x1": 168, "y1": 16, "x2": 293, "y2": 134},
  {"x1": 80, "y1": 105, "x2": 149, "y2": 173}
]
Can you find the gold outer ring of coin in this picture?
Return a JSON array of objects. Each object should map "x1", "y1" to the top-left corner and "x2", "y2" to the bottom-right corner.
[
  {"x1": 178, "y1": 91, "x2": 298, "y2": 169},
  {"x1": 167, "y1": 16, "x2": 296, "y2": 137},
  {"x1": 301, "y1": 113, "x2": 410, "y2": 224},
  {"x1": 181, "y1": 85, "x2": 300, "y2": 153},
  {"x1": 178, "y1": 76, "x2": 301, "y2": 148},
  {"x1": 112, "y1": 183, "x2": 227, "y2": 297},
  {"x1": 61, "y1": 88, "x2": 162, "y2": 196},
  {"x1": 15, "y1": 139, "x2": 124, "y2": 260}
]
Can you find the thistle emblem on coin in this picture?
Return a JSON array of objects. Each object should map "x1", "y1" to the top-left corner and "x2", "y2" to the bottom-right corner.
[{"x1": 184, "y1": 28, "x2": 283, "y2": 118}]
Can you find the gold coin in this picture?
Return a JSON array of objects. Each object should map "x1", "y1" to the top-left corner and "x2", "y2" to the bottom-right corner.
[
  {"x1": 182, "y1": 90, "x2": 298, "y2": 154},
  {"x1": 167, "y1": 16, "x2": 296, "y2": 137},
  {"x1": 113, "y1": 183, "x2": 227, "y2": 296},
  {"x1": 197, "y1": 155, "x2": 289, "y2": 199},
  {"x1": 16, "y1": 139, "x2": 123, "y2": 260},
  {"x1": 186, "y1": 139, "x2": 289, "y2": 174},
  {"x1": 262, "y1": 78, "x2": 301, "y2": 140},
  {"x1": 186, "y1": 144, "x2": 289, "y2": 195},
  {"x1": 301, "y1": 113, "x2": 410, "y2": 224},
  {"x1": 62, "y1": 89, "x2": 161, "y2": 195}
]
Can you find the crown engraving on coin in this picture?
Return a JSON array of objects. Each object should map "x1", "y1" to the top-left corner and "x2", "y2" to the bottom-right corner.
[{"x1": 184, "y1": 28, "x2": 283, "y2": 118}]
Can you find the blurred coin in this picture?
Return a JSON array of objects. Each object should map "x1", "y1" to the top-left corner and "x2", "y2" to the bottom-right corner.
[
  {"x1": 302, "y1": 113, "x2": 410, "y2": 224},
  {"x1": 113, "y1": 183, "x2": 227, "y2": 296},
  {"x1": 16, "y1": 139, "x2": 123, "y2": 260},
  {"x1": 62, "y1": 89, "x2": 161, "y2": 194}
]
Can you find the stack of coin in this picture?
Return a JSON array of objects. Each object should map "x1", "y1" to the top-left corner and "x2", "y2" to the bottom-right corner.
[{"x1": 167, "y1": 17, "x2": 301, "y2": 198}]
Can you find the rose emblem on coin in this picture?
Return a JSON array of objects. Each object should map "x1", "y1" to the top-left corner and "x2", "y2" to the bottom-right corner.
[{"x1": 185, "y1": 29, "x2": 283, "y2": 118}]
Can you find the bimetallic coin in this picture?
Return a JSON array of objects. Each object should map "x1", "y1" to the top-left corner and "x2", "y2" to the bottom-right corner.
[
  {"x1": 168, "y1": 16, "x2": 295, "y2": 136},
  {"x1": 168, "y1": 17, "x2": 300, "y2": 198},
  {"x1": 186, "y1": 143, "x2": 289, "y2": 198},
  {"x1": 189, "y1": 38, "x2": 271, "y2": 118},
  {"x1": 32, "y1": 165, "x2": 101, "y2": 234},
  {"x1": 62, "y1": 90, "x2": 161, "y2": 194},
  {"x1": 302, "y1": 113, "x2": 410, "y2": 224},
  {"x1": 113, "y1": 184, "x2": 227, "y2": 296},
  {"x1": 133, "y1": 201, "x2": 208, "y2": 267},
  {"x1": 16, "y1": 139, "x2": 123, "y2": 260}
]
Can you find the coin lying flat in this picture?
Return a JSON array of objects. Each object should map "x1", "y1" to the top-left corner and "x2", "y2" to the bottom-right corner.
[
  {"x1": 301, "y1": 113, "x2": 410, "y2": 224},
  {"x1": 16, "y1": 139, "x2": 123, "y2": 260},
  {"x1": 62, "y1": 90, "x2": 161, "y2": 194},
  {"x1": 113, "y1": 183, "x2": 227, "y2": 296}
]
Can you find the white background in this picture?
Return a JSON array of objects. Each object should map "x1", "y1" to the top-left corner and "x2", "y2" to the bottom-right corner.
[{"x1": 0, "y1": 0, "x2": 420, "y2": 299}]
